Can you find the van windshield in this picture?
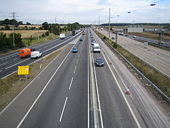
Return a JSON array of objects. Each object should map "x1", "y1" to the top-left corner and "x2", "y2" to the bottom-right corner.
[{"x1": 94, "y1": 46, "x2": 100, "y2": 49}]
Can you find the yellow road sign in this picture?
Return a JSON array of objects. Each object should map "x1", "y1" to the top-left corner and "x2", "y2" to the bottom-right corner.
[{"x1": 18, "y1": 66, "x2": 29, "y2": 75}]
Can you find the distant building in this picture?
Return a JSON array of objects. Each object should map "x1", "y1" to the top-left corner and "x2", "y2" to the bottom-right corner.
[{"x1": 128, "y1": 25, "x2": 143, "y2": 32}]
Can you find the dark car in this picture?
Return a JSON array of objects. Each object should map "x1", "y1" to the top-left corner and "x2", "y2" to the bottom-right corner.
[
  {"x1": 72, "y1": 47, "x2": 78, "y2": 53},
  {"x1": 111, "y1": 37, "x2": 115, "y2": 40},
  {"x1": 91, "y1": 40, "x2": 96, "y2": 45},
  {"x1": 95, "y1": 57, "x2": 104, "y2": 67},
  {"x1": 79, "y1": 38, "x2": 83, "y2": 41}
]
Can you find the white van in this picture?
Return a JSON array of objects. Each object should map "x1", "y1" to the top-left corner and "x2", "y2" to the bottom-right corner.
[
  {"x1": 93, "y1": 43, "x2": 101, "y2": 53},
  {"x1": 31, "y1": 51, "x2": 42, "y2": 59},
  {"x1": 60, "y1": 34, "x2": 66, "y2": 39}
]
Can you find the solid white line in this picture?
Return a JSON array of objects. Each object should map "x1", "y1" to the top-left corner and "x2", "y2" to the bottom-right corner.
[
  {"x1": 16, "y1": 40, "x2": 78, "y2": 128},
  {"x1": 69, "y1": 77, "x2": 74, "y2": 90},
  {"x1": 92, "y1": 52, "x2": 104, "y2": 128},
  {"x1": 59, "y1": 97, "x2": 68, "y2": 122},
  {"x1": 101, "y1": 50, "x2": 129, "y2": 91},
  {"x1": 101, "y1": 51, "x2": 142, "y2": 128},
  {"x1": 87, "y1": 30, "x2": 90, "y2": 128}
]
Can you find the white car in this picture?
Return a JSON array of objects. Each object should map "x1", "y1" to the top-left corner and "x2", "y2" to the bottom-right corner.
[
  {"x1": 93, "y1": 43, "x2": 101, "y2": 53},
  {"x1": 31, "y1": 51, "x2": 42, "y2": 59}
]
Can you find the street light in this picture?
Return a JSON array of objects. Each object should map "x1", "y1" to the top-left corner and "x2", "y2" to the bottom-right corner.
[
  {"x1": 109, "y1": 8, "x2": 111, "y2": 39},
  {"x1": 150, "y1": 0, "x2": 156, "y2": 6}
]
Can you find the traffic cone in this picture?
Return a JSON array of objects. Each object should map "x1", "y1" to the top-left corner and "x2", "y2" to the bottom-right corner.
[{"x1": 125, "y1": 88, "x2": 130, "y2": 95}]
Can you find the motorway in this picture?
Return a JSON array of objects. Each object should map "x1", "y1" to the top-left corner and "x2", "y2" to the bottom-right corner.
[
  {"x1": 97, "y1": 29, "x2": 170, "y2": 78},
  {"x1": 0, "y1": 28, "x2": 169, "y2": 128},
  {"x1": 0, "y1": 33, "x2": 80, "y2": 78}
]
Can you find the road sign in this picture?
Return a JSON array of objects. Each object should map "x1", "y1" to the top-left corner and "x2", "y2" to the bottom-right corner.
[{"x1": 18, "y1": 66, "x2": 29, "y2": 75}]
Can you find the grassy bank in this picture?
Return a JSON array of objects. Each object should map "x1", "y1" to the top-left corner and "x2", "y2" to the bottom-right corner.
[
  {"x1": 0, "y1": 46, "x2": 65, "y2": 111},
  {"x1": 95, "y1": 30, "x2": 170, "y2": 98},
  {"x1": 23, "y1": 33, "x2": 58, "y2": 46}
]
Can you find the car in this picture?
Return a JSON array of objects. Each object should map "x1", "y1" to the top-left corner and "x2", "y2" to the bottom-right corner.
[
  {"x1": 79, "y1": 38, "x2": 83, "y2": 41},
  {"x1": 132, "y1": 35, "x2": 136, "y2": 39},
  {"x1": 91, "y1": 40, "x2": 96, "y2": 45},
  {"x1": 118, "y1": 32, "x2": 124, "y2": 36},
  {"x1": 111, "y1": 37, "x2": 115, "y2": 40},
  {"x1": 30, "y1": 51, "x2": 42, "y2": 59},
  {"x1": 95, "y1": 57, "x2": 104, "y2": 67},
  {"x1": 72, "y1": 47, "x2": 78, "y2": 53},
  {"x1": 124, "y1": 34, "x2": 129, "y2": 37}
]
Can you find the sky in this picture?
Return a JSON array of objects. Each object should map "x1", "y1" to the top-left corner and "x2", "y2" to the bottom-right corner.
[{"x1": 0, "y1": 0, "x2": 170, "y2": 24}]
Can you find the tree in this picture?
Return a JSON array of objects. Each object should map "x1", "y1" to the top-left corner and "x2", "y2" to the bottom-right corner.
[
  {"x1": 45, "y1": 31, "x2": 49, "y2": 36},
  {"x1": 8, "y1": 33, "x2": 25, "y2": 48},
  {"x1": 25, "y1": 26, "x2": 28, "y2": 30},
  {"x1": 42, "y1": 22, "x2": 49, "y2": 30},
  {"x1": 4, "y1": 25, "x2": 10, "y2": 30},
  {"x1": 18, "y1": 21, "x2": 23, "y2": 25},
  {"x1": 0, "y1": 33, "x2": 8, "y2": 51},
  {"x1": 26, "y1": 22, "x2": 31, "y2": 25}
]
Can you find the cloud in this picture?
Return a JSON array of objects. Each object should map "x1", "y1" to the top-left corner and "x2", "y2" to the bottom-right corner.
[{"x1": 0, "y1": 0, "x2": 169, "y2": 24}]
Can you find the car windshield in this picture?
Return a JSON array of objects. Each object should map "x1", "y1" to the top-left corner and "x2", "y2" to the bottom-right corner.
[{"x1": 96, "y1": 58, "x2": 103, "y2": 62}]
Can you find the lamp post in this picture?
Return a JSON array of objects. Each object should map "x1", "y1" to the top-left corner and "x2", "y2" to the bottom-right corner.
[{"x1": 109, "y1": 8, "x2": 111, "y2": 39}]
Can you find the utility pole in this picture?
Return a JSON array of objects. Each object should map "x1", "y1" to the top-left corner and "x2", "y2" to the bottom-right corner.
[
  {"x1": 109, "y1": 8, "x2": 111, "y2": 39},
  {"x1": 37, "y1": 21, "x2": 39, "y2": 40},
  {"x1": 159, "y1": 25, "x2": 164, "y2": 45},
  {"x1": 98, "y1": 16, "x2": 100, "y2": 28},
  {"x1": 11, "y1": 12, "x2": 16, "y2": 47}
]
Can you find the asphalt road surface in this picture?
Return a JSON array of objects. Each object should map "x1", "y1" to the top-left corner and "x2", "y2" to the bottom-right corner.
[
  {"x1": 0, "y1": 28, "x2": 169, "y2": 128},
  {"x1": 97, "y1": 29, "x2": 170, "y2": 78}
]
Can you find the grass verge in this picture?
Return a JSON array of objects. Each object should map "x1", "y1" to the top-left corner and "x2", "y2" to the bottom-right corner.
[
  {"x1": 0, "y1": 46, "x2": 66, "y2": 111},
  {"x1": 23, "y1": 33, "x2": 58, "y2": 46},
  {"x1": 95, "y1": 30, "x2": 170, "y2": 99}
]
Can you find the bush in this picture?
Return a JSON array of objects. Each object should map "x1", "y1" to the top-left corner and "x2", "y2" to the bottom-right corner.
[
  {"x1": 42, "y1": 33, "x2": 45, "y2": 38},
  {"x1": 5, "y1": 25, "x2": 10, "y2": 30},
  {"x1": 113, "y1": 42, "x2": 117, "y2": 48},
  {"x1": 45, "y1": 31, "x2": 49, "y2": 36}
]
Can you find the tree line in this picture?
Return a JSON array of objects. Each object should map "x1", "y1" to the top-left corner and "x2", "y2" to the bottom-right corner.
[
  {"x1": 0, "y1": 19, "x2": 85, "y2": 52},
  {"x1": 42, "y1": 22, "x2": 84, "y2": 35}
]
